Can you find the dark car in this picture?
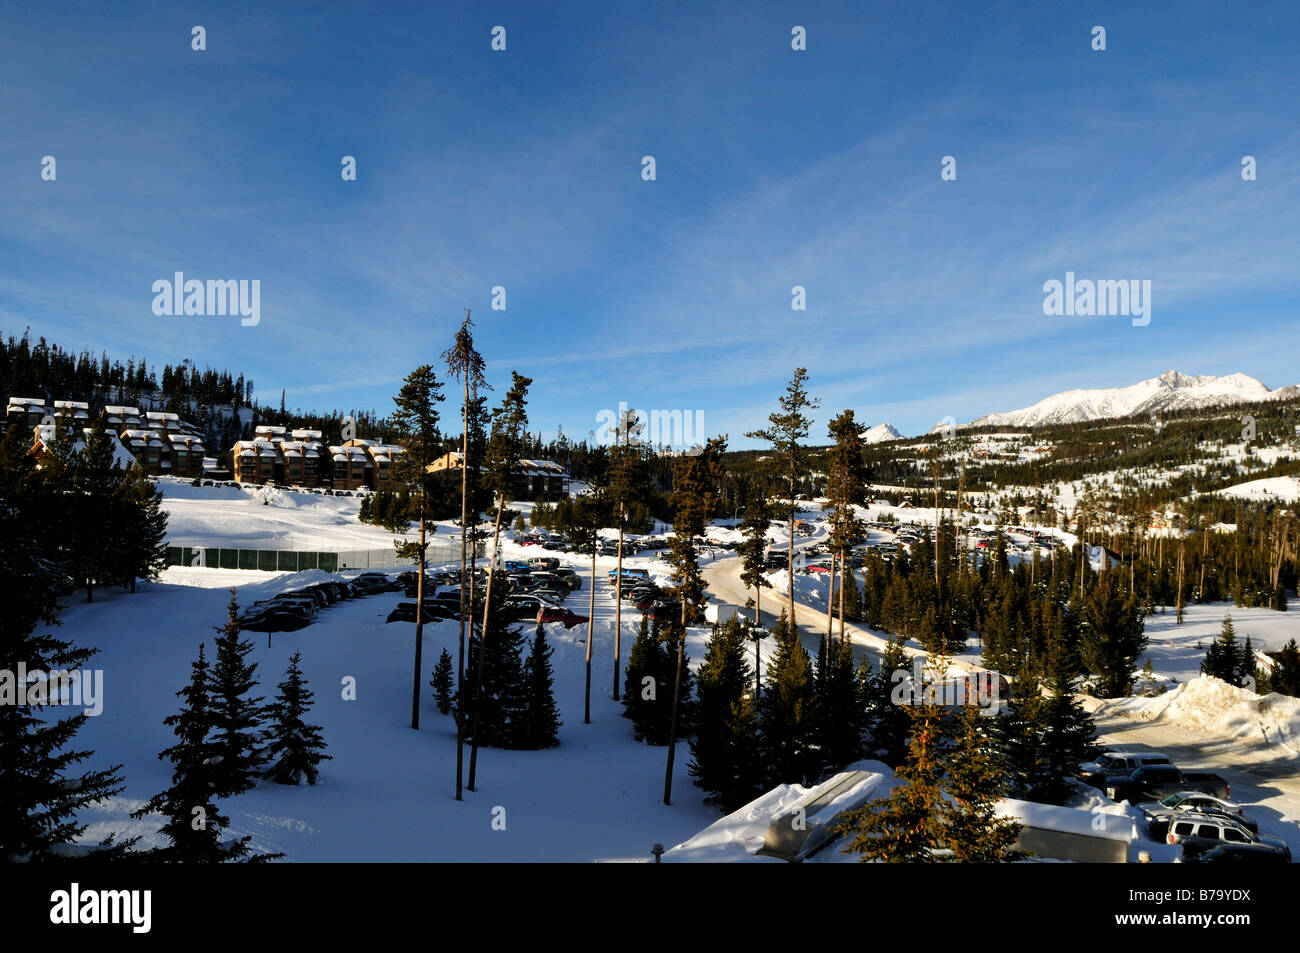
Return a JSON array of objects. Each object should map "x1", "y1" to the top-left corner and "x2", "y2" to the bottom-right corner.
[
  {"x1": 1190, "y1": 842, "x2": 1292, "y2": 864},
  {"x1": 503, "y1": 594, "x2": 560, "y2": 620},
  {"x1": 239, "y1": 608, "x2": 312, "y2": 632},
  {"x1": 386, "y1": 602, "x2": 455, "y2": 624}
]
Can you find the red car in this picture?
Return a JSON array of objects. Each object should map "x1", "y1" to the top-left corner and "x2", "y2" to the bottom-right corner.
[{"x1": 537, "y1": 606, "x2": 589, "y2": 629}]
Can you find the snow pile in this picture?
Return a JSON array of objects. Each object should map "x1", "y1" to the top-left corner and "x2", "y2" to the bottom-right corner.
[
  {"x1": 250, "y1": 485, "x2": 297, "y2": 508},
  {"x1": 1109, "y1": 676, "x2": 1300, "y2": 754}
]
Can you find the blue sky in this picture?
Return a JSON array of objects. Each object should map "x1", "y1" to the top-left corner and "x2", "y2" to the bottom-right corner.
[{"x1": 4, "y1": 1, "x2": 1300, "y2": 448}]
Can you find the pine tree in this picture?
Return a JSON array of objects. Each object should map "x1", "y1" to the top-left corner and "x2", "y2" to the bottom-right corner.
[
  {"x1": 862, "y1": 635, "x2": 911, "y2": 769},
  {"x1": 431, "y1": 648, "x2": 455, "y2": 715},
  {"x1": 519, "y1": 623, "x2": 562, "y2": 749},
  {"x1": 113, "y1": 462, "x2": 168, "y2": 592},
  {"x1": 746, "y1": 368, "x2": 820, "y2": 642},
  {"x1": 131, "y1": 645, "x2": 261, "y2": 862},
  {"x1": 689, "y1": 618, "x2": 762, "y2": 812},
  {"x1": 1080, "y1": 569, "x2": 1146, "y2": 697},
  {"x1": 943, "y1": 701, "x2": 1024, "y2": 861},
  {"x1": 623, "y1": 613, "x2": 663, "y2": 740},
  {"x1": 758, "y1": 611, "x2": 819, "y2": 787},
  {"x1": 455, "y1": 587, "x2": 527, "y2": 749},
  {"x1": 836, "y1": 698, "x2": 947, "y2": 862},
  {"x1": 208, "y1": 593, "x2": 267, "y2": 798},
  {"x1": 74, "y1": 418, "x2": 124, "y2": 602},
  {"x1": 816, "y1": 637, "x2": 864, "y2": 775},
  {"x1": 1268, "y1": 639, "x2": 1300, "y2": 697},
  {"x1": 263, "y1": 651, "x2": 331, "y2": 785},
  {"x1": 991, "y1": 661, "x2": 1049, "y2": 801},
  {"x1": 1201, "y1": 614, "x2": 1242, "y2": 682},
  {"x1": 1038, "y1": 649, "x2": 1098, "y2": 805},
  {"x1": 0, "y1": 421, "x2": 128, "y2": 860}
]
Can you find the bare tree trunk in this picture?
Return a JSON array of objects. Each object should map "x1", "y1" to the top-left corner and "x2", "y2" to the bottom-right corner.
[
  {"x1": 585, "y1": 545, "x2": 596, "y2": 723},
  {"x1": 614, "y1": 505, "x2": 624, "y2": 700},
  {"x1": 411, "y1": 514, "x2": 426, "y2": 730},
  {"x1": 1176, "y1": 537, "x2": 1186, "y2": 625},
  {"x1": 837, "y1": 551, "x2": 846, "y2": 649},
  {"x1": 456, "y1": 375, "x2": 469, "y2": 801},
  {"x1": 663, "y1": 623, "x2": 686, "y2": 806},
  {"x1": 825, "y1": 554, "x2": 834, "y2": 656},
  {"x1": 467, "y1": 494, "x2": 507, "y2": 791}
]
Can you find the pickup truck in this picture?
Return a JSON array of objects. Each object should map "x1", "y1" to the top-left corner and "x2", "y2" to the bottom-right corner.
[{"x1": 1104, "y1": 765, "x2": 1230, "y2": 804}]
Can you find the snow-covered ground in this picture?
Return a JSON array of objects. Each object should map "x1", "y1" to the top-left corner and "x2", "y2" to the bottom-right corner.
[{"x1": 61, "y1": 553, "x2": 721, "y2": 861}]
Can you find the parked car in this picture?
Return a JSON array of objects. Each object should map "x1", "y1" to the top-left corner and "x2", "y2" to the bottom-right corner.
[
  {"x1": 352, "y1": 572, "x2": 400, "y2": 594},
  {"x1": 239, "y1": 607, "x2": 312, "y2": 632},
  {"x1": 536, "y1": 606, "x2": 589, "y2": 629},
  {"x1": 551, "y1": 566, "x2": 581, "y2": 590},
  {"x1": 503, "y1": 593, "x2": 561, "y2": 620},
  {"x1": 1078, "y1": 751, "x2": 1174, "y2": 787},
  {"x1": 386, "y1": 602, "x2": 456, "y2": 624},
  {"x1": 1189, "y1": 842, "x2": 1292, "y2": 864},
  {"x1": 1166, "y1": 812, "x2": 1290, "y2": 860},
  {"x1": 1140, "y1": 792, "x2": 1257, "y2": 839},
  {"x1": 1104, "y1": 765, "x2": 1230, "y2": 804}
]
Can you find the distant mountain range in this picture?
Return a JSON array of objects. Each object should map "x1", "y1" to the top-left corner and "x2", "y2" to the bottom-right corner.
[{"x1": 931, "y1": 370, "x2": 1299, "y2": 433}]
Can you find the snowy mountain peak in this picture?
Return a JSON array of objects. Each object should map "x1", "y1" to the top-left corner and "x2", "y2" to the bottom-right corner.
[
  {"x1": 862, "y1": 421, "x2": 902, "y2": 444},
  {"x1": 964, "y1": 371, "x2": 1290, "y2": 430}
]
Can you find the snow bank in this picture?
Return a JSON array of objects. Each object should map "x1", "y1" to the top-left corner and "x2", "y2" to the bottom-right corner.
[{"x1": 1108, "y1": 676, "x2": 1300, "y2": 755}]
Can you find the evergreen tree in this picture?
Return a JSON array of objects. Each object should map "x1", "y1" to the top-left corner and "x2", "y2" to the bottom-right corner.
[
  {"x1": 1268, "y1": 639, "x2": 1300, "y2": 697},
  {"x1": 1038, "y1": 647, "x2": 1098, "y2": 805},
  {"x1": 519, "y1": 623, "x2": 562, "y2": 749},
  {"x1": 746, "y1": 368, "x2": 820, "y2": 641},
  {"x1": 131, "y1": 645, "x2": 260, "y2": 862},
  {"x1": 1201, "y1": 613, "x2": 1243, "y2": 682},
  {"x1": 390, "y1": 363, "x2": 445, "y2": 732},
  {"x1": 815, "y1": 637, "x2": 864, "y2": 775},
  {"x1": 943, "y1": 701, "x2": 1024, "y2": 862},
  {"x1": 455, "y1": 586, "x2": 527, "y2": 749},
  {"x1": 263, "y1": 651, "x2": 331, "y2": 785},
  {"x1": 0, "y1": 421, "x2": 128, "y2": 860},
  {"x1": 758, "y1": 611, "x2": 819, "y2": 787},
  {"x1": 689, "y1": 618, "x2": 762, "y2": 812},
  {"x1": 74, "y1": 418, "x2": 124, "y2": 602},
  {"x1": 836, "y1": 697, "x2": 947, "y2": 862},
  {"x1": 113, "y1": 462, "x2": 168, "y2": 593},
  {"x1": 622, "y1": 613, "x2": 663, "y2": 740},
  {"x1": 1079, "y1": 569, "x2": 1146, "y2": 697},
  {"x1": 431, "y1": 648, "x2": 455, "y2": 715},
  {"x1": 862, "y1": 635, "x2": 911, "y2": 769},
  {"x1": 208, "y1": 593, "x2": 267, "y2": 798},
  {"x1": 990, "y1": 661, "x2": 1049, "y2": 801}
]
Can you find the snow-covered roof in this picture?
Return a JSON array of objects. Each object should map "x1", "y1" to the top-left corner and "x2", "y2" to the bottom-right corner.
[
  {"x1": 291, "y1": 429, "x2": 322, "y2": 440},
  {"x1": 34, "y1": 426, "x2": 138, "y2": 470},
  {"x1": 7, "y1": 397, "x2": 46, "y2": 410},
  {"x1": 103, "y1": 405, "x2": 140, "y2": 415}
]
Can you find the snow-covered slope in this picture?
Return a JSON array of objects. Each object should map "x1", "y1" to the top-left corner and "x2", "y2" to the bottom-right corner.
[
  {"x1": 861, "y1": 421, "x2": 902, "y2": 444},
  {"x1": 964, "y1": 370, "x2": 1292, "y2": 430}
]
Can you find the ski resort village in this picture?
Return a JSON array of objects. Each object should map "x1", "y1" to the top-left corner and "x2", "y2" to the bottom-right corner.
[
  {"x1": 7, "y1": 11, "x2": 1300, "y2": 920},
  {"x1": 6, "y1": 334, "x2": 1300, "y2": 867}
]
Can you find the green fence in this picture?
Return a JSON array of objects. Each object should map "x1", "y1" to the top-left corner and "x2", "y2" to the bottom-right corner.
[
  {"x1": 164, "y1": 538, "x2": 479, "y2": 573},
  {"x1": 166, "y1": 546, "x2": 340, "y2": 572}
]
